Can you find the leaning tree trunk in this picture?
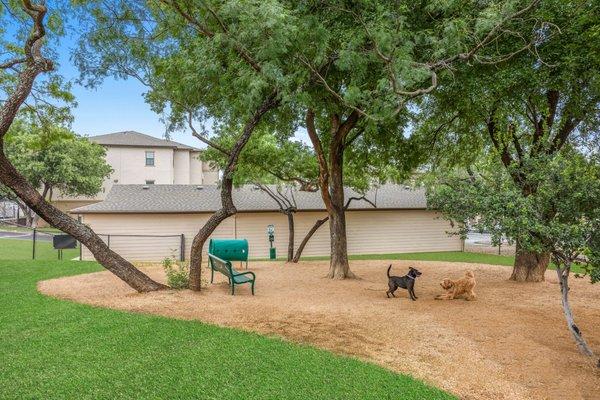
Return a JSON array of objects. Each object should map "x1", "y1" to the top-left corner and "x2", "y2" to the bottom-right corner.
[
  {"x1": 0, "y1": 146, "x2": 166, "y2": 292},
  {"x1": 510, "y1": 239, "x2": 550, "y2": 282},
  {"x1": 556, "y1": 265, "x2": 598, "y2": 366},
  {"x1": 188, "y1": 92, "x2": 279, "y2": 291},
  {"x1": 189, "y1": 207, "x2": 235, "y2": 291},
  {"x1": 286, "y1": 211, "x2": 295, "y2": 262},
  {"x1": 292, "y1": 216, "x2": 328, "y2": 263}
]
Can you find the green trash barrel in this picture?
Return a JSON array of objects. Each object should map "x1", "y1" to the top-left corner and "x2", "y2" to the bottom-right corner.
[
  {"x1": 269, "y1": 247, "x2": 276, "y2": 260},
  {"x1": 208, "y1": 239, "x2": 249, "y2": 262}
]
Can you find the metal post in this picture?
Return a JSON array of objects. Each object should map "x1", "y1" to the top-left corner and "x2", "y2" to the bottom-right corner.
[
  {"x1": 107, "y1": 234, "x2": 111, "y2": 249},
  {"x1": 32, "y1": 228, "x2": 36, "y2": 260},
  {"x1": 180, "y1": 234, "x2": 185, "y2": 262},
  {"x1": 79, "y1": 241, "x2": 82, "y2": 261}
]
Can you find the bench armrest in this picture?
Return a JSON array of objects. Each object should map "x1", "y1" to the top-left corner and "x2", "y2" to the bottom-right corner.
[{"x1": 233, "y1": 270, "x2": 255, "y2": 280}]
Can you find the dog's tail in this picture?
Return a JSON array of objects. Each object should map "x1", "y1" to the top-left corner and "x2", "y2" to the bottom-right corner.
[{"x1": 387, "y1": 264, "x2": 392, "y2": 278}]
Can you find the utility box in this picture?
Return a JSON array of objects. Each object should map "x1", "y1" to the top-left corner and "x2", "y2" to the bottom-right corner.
[
  {"x1": 267, "y1": 224, "x2": 276, "y2": 259},
  {"x1": 53, "y1": 235, "x2": 77, "y2": 249}
]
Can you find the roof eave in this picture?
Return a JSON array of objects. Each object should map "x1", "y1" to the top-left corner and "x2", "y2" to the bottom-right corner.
[{"x1": 71, "y1": 207, "x2": 429, "y2": 215}]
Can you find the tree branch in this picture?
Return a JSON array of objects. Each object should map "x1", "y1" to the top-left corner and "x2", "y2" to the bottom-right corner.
[
  {"x1": 345, "y1": 195, "x2": 376, "y2": 209},
  {"x1": 306, "y1": 109, "x2": 332, "y2": 211},
  {"x1": 427, "y1": 0, "x2": 540, "y2": 70},
  {"x1": 545, "y1": 89, "x2": 559, "y2": 133},
  {"x1": 0, "y1": 57, "x2": 27, "y2": 69},
  {"x1": 548, "y1": 115, "x2": 580, "y2": 154},
  {"x1": 298, "y1": 57, "x2": 372, "y2": 119},
  {"x1": 161, "y1": 0, "x2": 261, "y2": 73},
  {"x1": 0, "y1": 0, "x2": 54, "y2": 138}
]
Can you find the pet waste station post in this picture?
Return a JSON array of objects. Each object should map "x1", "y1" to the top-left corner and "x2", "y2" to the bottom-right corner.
[{"x1": 267, "y1": 224, "x2": 276, "y2": 260}]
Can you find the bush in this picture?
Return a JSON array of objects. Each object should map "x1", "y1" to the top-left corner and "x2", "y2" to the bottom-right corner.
[{"x1": 162, "y1": 257, "x2": 189, "y2": 289}]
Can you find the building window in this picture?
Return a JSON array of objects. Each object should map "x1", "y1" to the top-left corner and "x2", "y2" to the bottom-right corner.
[
  {"x1": 145, "y1": 151, "x2": 155, "y2": 166},
  {"x1": 145, "y1": 180, "x2": 155, "y2": 185}
]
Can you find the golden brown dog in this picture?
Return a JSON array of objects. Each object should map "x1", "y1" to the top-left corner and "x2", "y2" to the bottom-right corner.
[{"x1": 435, "y1": 270, "x2": 476, "y2": 301}]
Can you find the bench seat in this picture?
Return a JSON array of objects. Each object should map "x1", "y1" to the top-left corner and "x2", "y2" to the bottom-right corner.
[{"x1": 208, "y1": 253, "x2": 255, "y2": 295}]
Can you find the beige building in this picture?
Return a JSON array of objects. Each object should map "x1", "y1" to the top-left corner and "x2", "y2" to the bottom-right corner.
[
  {"x1": 72, "y1": 184, "x2": 461, "y2": 262},
  {"x1": 52, "y1": 131, "x2": 219, "y2": 214}
]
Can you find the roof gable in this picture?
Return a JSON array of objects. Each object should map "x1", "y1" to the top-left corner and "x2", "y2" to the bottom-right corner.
[{"x1": 89, "y1": 131, "x2": 200, "y2": 151}]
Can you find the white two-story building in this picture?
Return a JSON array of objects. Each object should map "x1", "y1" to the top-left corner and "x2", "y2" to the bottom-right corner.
[{"x1": 52, "y1": 131, "x2": 219, "y2": 214}]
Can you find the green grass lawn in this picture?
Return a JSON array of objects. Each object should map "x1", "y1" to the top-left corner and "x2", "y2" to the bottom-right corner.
[
  {"x1": 288, "y1": 251, "x2": 583, "y2": 273},
  {"x1": 262, "y1": 251, "x2": 516, "y2": 266},
  {"x1": 0, "y1": 238, "x2": 79, "y2": 261},
  {"x1": 0, "y1": 259, "x2": 454, "y2": 400},
  {"x1": 0, "y1": 223, "x2": 62, "y2": 233},
  {"x1": 350, "y1": 251, "x2": 516, "y2": 265}
]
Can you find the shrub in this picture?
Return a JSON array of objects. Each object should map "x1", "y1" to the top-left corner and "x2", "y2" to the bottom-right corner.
[{"x1": 162, "y1": 257, "x2": 189, "y2": 289}]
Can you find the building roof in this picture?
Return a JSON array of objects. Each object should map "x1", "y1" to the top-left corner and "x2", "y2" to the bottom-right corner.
[
  {"x1": 71, "y1": 184, "x2": 428, "y2": 214},
  {"x1": 89, "y1": 131, "x2": 200, "y2": 151}
]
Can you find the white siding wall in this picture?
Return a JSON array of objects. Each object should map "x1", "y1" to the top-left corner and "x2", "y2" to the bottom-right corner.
[
  {"x1": 189, "y1": 152, "x2": 204, "y2": 185},
  {"x1": 201, "y1": 159, "x2": 219, "y2": 185},
  {"x1": 173, "y1": 150, "x2": 191, "y2": 184},
  {"x1": 103, "y1": 146, "x2": 175, "y2": 187},
  {"x1": 80, "y1": 210, "x2": 460, "y2": 262}
]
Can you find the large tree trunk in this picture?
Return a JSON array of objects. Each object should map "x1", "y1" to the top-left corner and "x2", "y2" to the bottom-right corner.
[
  {"x1": 0, "y1": 145, "x2": 166, "y2": 292},
  {"x1": 292, "y1": 216, "x2": 328, "y2": 263},
  {"x1": 327, "y1": 206, "x2": 353, "y2": 278},
  {"x1": 556, "y1": 266, "x2": 598, "y2": 367},
  {"x1": 188, "y1": 92, "x2": 279, "y2": 291},
  {"x1": 305, "y1": 109, "x2": 359, "y2": 279},
  {"x1": 510, "y1": 240, "x2": 550, "y2": 282},
  {"x1": 326, "y1": 148, "x2": 354, "y2": 279},
  {"x1": 286, "y1": 211, "x2": 294, "y2": 262},
  {"x1": 291, "y1": 195, "x2": 373, "y2": 263}
]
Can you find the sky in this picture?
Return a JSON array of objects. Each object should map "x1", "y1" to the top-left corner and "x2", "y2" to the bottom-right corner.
[
  {"x1": 55, "y1": 26, "x2": 202, "y2": 148},
  {"x1": 3, "y1": 8, "x2": 309, "y2": 148}
]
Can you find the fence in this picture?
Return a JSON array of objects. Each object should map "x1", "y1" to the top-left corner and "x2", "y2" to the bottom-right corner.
[
  {"x1": 0, "y1": 221, "x2": 185, "y2": 262},
  {"x1": 0, "y1": 222, "x2": 81, "y2": 261},
  {"x1": 0, "y1": 201, "x2": 19, "y2": 219},
  {"x1": 464, "y1": 231, "x2": 516, "y2": 256},
  {"x1": 82, "y1": 234, "x2": 186, "y2": 262}
]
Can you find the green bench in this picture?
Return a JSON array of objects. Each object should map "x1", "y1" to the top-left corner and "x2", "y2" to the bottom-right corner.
[{"x1": 208, "y1": 253, "x2": 256, "y2": 295}]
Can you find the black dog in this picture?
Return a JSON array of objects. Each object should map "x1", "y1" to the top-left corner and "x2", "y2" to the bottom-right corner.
[{"x1": 386, "y1": 265, "x2": 422, "y2": 300}]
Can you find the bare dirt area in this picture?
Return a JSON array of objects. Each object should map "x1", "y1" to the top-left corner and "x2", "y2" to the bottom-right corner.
[{"x1": 39, "y1": 260, "x2": 600, "y2": 400}]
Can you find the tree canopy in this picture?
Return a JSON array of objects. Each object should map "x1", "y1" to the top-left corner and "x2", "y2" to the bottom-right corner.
[
  {"x1": 0, "y1": 0, "x2": 166, "y2": 292},
  {"x1": 427, "y1": 149, "x2": 600, "y2": 360},
  {"x1": 74, "y1": 0, "x2": 545, "y2": 280},
  {"x1": 414, "y1": 0, "x2": 600, "y2": 280},
  {"x1": 416, "y1": 0, "x2": 599, "y2": 168},
  {"x1": 3, "y1": 120, "x2": 111, "y2": 200}
]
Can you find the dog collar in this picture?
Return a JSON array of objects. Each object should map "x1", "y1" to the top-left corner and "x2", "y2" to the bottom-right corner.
[{"x1": 407, "y1": 275, "x2": 415, "y2": 280}]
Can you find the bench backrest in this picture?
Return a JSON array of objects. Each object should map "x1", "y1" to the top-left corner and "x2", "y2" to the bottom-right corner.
[
  {"x1": 208, "y1": 239, "x2": 248, "y2": 262},
  {"x1": 208, "y1": 253, "x2": 233, "y2": 278}
]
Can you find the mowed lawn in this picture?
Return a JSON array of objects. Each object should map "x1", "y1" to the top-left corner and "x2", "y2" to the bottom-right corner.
[
  {"x1": 0, "y1": 237, "x2": 79, "y2": 260},
  {"x1": 0, "y1": 259, "x2": 455, "y2": 400},
  {"x1": 299, "y1": 251, "x2": 583, "y2": 273},
  {"x1": 258, "y1": 250, "x2": 515, "y2": 265}
]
